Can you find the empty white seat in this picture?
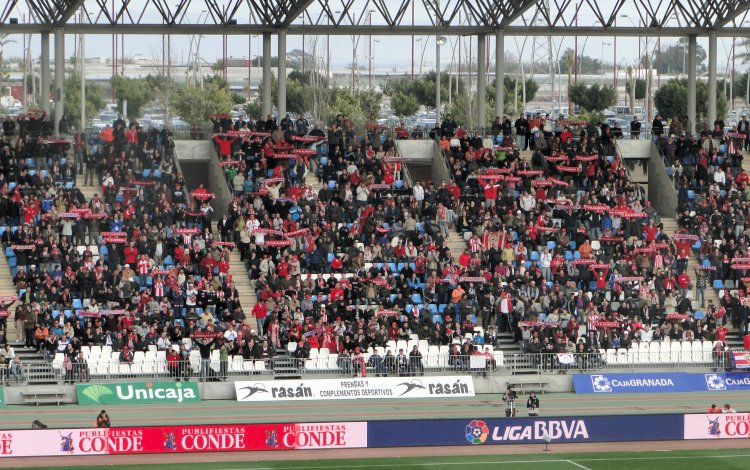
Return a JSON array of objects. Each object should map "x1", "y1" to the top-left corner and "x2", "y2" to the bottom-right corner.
[
  {"x1": 319, "y1": 347, "x2": 330, "y2": 357},
  {"x1": 287, "y1": 342, "x2": 298, "y2": 353},
  {"x1": 309, "y1": 348, "x2": 319, "y2": 358},
  {"x1": 328, "y1": 354, "x2": 339, "y2": 369},
  {"x1": 133, "y1": 351, "x2": 145, "y2": 363},
  {"x1": 305, "y1": 359, "x2": 317, "y2": 370},
  {"x1": 230, "y1": 356, "x2": 243, "y2": 372},
  {"x1": 254, "y1": 360, "x2": 267, "y2": 371},
  {"x1": 494, "y1": 350, "x2": 504, "y2": 366}
]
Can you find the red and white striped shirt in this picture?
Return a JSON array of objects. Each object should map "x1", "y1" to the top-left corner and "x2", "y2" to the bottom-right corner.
[
  {"x1": 154, "y1": 279, "x2": 164, "y2": 297},
  {"x1": 469, "y1": 236, "x2": 482, "y2": 253},
  {"x1": 586, "y1": 313, "x2": 600, "y2": 332},
  {"x1": 137, "y1": 259, "x2": 150, "y2": 275}
]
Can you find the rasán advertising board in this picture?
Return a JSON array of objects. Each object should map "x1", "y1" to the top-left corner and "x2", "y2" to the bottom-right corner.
[
  {"x1": 234, "y1": 376, "x2": 474, "y2": 402},
  {"x1": 77, "y1": 381, "x2": 200, "y2": 405}
]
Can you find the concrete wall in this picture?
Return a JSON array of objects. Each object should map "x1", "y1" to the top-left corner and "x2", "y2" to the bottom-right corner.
[
  {"x1": 0, "y1": 374, "x2": 569, "y2": 405},
  {"x1": 207, "y1": 143, "x2": 232, "y2": 219},
  {"x1": 394, "y1": 140, "x2": 437, "y2": 163},
  {"x1": 173, "y1": 140, "x2": 231, "y2": 219},
  {"x1": 646, "y1": 140, "x2": 678, "y2": 219}
]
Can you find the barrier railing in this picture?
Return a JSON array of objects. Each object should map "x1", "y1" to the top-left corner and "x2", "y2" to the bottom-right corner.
[{"x1": 21, "y1": 350, "x2": 732, "y2": 385}]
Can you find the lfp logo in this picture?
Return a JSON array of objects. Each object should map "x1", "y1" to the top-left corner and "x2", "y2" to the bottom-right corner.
[
  {"x1": 591, "y1": 375, "x2": 612, "y2": 393},
  {"x1": 705, "y1": 374, "x2": 727, "y2": 391},
  {"x1": 465, "y1": 420, "x2": 489, "y2": 445}
]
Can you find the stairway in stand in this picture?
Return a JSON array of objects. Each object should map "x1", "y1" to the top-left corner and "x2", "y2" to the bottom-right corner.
[
  {"x1": 226, "y1": 245, "x2": 257, "y2": 327},
  {"x1": 75, "y1": 170, "x2": 100, "y2": 201},
  {"x1": 0, "y1": 253, "x2": 19, "y2": 343}
]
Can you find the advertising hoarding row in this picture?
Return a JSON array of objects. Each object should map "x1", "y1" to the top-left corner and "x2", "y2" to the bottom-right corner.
[{"x1": 2, "y1": 413, "x2": 747, "y2": 457}]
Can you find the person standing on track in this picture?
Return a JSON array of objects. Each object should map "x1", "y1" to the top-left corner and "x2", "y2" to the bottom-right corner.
[
  {"x1": 503, "y1": 385, "x2": 518, "y2": 417},
  {"x1": 527, "y1": 392, "x2": 540, "y2": 416}
]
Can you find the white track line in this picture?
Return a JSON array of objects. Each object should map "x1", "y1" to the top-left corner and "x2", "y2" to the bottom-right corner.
[
  {"x1": 226, "y1": 453, "x2": 750, "y2": 469},
  {"x1": 566, "y1": 460, "x2": 592, "y2": 470}
]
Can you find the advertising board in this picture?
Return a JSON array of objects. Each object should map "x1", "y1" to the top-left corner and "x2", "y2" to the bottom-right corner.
[
  {"x1": 367, "y1": 414, "x2": 683, "y2": 447},
  {"x1": 573, "y1": 372, "x2": 750, "y2": 394},
  {"x1": 684, "y1": 413, "x2": 750, "y2": 439},
  {"x1": 77, "y1": 381, "x2": 200, "y2": 405},
  {"x1": 234, "y1": 376, "x2": 475, "y2": 402},
  {"x1": 0, "y1": 422, "x2": 367, "y2": 457}
]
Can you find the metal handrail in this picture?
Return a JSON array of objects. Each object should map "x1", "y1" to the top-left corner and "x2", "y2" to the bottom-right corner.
[{"x1": 5, "y1": 349, "x2": 732, "y2": 385}]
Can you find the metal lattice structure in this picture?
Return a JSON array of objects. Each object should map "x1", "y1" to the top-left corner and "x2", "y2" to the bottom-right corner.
[{"x1": 2, "y1": 0, "x2": 750, "y2": 35}]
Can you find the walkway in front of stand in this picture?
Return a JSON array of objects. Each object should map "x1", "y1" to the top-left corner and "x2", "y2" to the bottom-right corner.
[{"x1": 2, "y1": 392, "x2": 749, "y2": 429}]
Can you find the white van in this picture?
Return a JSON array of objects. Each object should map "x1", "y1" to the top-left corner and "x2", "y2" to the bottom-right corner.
[{"x1": 614, "y1": 106, "x2": 643, "y2": 117}]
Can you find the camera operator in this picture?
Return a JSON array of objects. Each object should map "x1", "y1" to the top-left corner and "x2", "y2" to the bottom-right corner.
[
  {"x1": 502, "y1": 385, "x2": 518, "y2": 417},
  {"x1": 527, "y1": 392, "x2": 540, "y2": 416}
]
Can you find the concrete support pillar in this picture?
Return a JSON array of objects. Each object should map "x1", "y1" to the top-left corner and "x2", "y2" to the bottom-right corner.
[
  {"x1": 41, "y1": 32, "x2": 50, "y2": 115},
  {"x1": 262, "y1": 33, "x2": 272, "y2": 116},
  {"x1": 435, "y1": 38, "x2": 441, "y2": 125},
  {"x1": 708, "y1": 31, "x2": 718, "y2": 127},
  {"x1": 687, "y1": 35, "x2": 697, "y2": 136},
  {"x1": 54, "y1": 29, "x2": 65, "y2": 136},
  {"x1": 277, "y1": 31, "x2": 287, "y2": 121},
  {"x1": 494, "y1": 31, "x2": 504, "y2": 120},
  {"x1": 477, "y1": 34, "x2": 487, "y2": 133}
]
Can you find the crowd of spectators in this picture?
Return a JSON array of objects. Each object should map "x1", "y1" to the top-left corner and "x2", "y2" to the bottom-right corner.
[
  {"x1": 659, "y1": 115, "x2": 750, "y2": 335},
  {"x1": 1, "y1": 102, "x2": 746, "y2": 382},
  {"x1": 0, "y1": 112, "x2": 262, "y2": 382}
]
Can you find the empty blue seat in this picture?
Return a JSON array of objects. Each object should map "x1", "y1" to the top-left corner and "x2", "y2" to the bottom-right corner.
[
  {"x1": 547, "y1": 241, "x2": 556, "y2": 250},
  {"x1": 394, "y1": 180, "x2": 404, "y2": 189},
  {"x1": 569, "y1": 241, "x2": 577, "y2": 250},
  {"x1": 574, "y1": 251, "x2": 582, "y2": 259},
  {"x1": 388, "y1": 262, "x2": 398, "y2": 272},
  {"x1": 428, "y1": 304, "x2": 438, "y2": 313},
  {"x1": 8, "y1": 258, "x2": 16, "y2": 268},
  {"x1": 468, "y1": 314, "x2": 477, "y2": 324},
  {"x1": 687, "y1": 190, "x2": 696, "y2": 200},
  {"x1": 154, "y1": 169, "x2": 162, "y2": 180},
  {"x1": 143, "y1": 169, "x2": 151, "y2": 178},
  {"x1": 411, "y1": 293, "x2": 422, "y2": 304},
  {"x1": 530, "y1": 251, "x2": 540, "y2": 261},
  {"x1": 438, "y1": 304, "x2": 447, "y2": 313},
  {"x1": 713, "y1": 280, "x2": 724, "y2": 290},
  {"x1": 432, "y1": 314, "x2": 443, "y2": 324},
  {"x1": 589, "y1": 281, "x2": 598, "y2": 291},
  {"x1": 327, "y1": 253, "x2": 335, "y2": 263},
  {"x1": 565, "y1": 251, "x2": 574, "y2": 260},
  {"x1": 702, "y1": 259, "x2": 711, "y2": 267},
  {"x1": 397, "y1": 263, "x2": 405, "y2": 271},
  {"x1": 5, "y1": 247, "x2": 14, "y2": 257},
  {"x1": 694, "y1": 310, "x2": 705, "y2": 320},
  {"x1": 328, "y1": 181, "x2": 336, "y2": 190},
  {"x1": 539, "y1": 313, "x2": 548, "y2": 322},
  {"x1": 692, "y1": 240, "x2": 702, "y2": 250},
  {"x1": 72, "y1": 299, "x2": 83, "y2": 309}
]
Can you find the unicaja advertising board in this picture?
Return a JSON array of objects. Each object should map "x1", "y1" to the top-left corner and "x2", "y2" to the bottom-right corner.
[
  {"x1": 234, "y1": 376, "x2": 475, "y2": 402},
  {"x1": 77, "y1": 381, "x2": 200, "y2": 405}
]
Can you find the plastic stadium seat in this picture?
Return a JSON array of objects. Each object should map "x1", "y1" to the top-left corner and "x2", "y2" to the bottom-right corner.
[{"x1": 713, "y1": 280, "x2": 724, "y2": 290}]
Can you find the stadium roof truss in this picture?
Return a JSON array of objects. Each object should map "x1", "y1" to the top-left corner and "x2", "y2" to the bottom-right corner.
[{"x1": 1, "y1": 0, "x2": 750, "y2": 36}]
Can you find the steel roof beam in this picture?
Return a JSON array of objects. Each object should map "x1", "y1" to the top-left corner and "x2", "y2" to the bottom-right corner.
[{"x1": 4, "y1": 23, "x2": 750, "y2": 36}]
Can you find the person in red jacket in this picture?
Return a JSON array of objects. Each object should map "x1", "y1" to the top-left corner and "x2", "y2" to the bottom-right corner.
[
  {"x1": 677, "y1": 270, "x2": 691, "y2": 298},
  {"x1": 123, "y1": 242, "x2": 139, "y2": 265},
  {"x1": 252, "y1": 301, "x2": 267, "y2": 335}
]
